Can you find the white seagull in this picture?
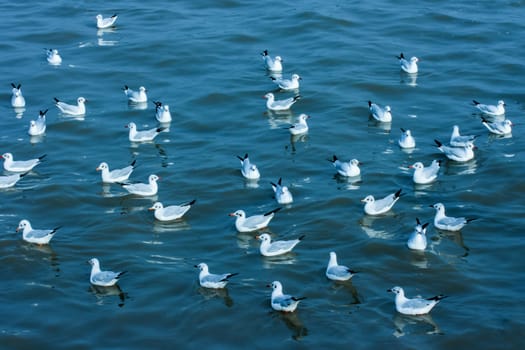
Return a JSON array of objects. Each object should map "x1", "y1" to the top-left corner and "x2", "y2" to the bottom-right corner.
[
  {"x1": 434, "y1": 139, "x2": 475, "y2": 162},
  {"x1": 271, "y1": 177, "x2": 293, "y2": 205},
  {"x1": 269, "y1": 281, "x2": 305, "y2": 312},
  {"x1": 450, "y1": 125, "x2": 478, "y2": 147},
  {"x1": 397, "y1": 53, "x2": 419, "y2": 74},
  {"x1": 271, "y1": 73, "x2": 301, "y2": 90},
  {"x1": 88, "y1": 258, "x2": 126, "y2": 287},
  {"x1": 481, "y1": 117, "x2": 513, "y2": 135},
  {"x1": 1, "y1": 153, "x2": 46, "y2": 173},
  {"x1": 228, "y1": 207, "x2": 281, "y2": 233},
  {"x1": 237, "y1": 153, "x2": 260, "y2": 180},
  {"x1": 54, "y1": 97, "x2": 86, "y2": 116},
  {"x1": 256, "y1": 233, "x2": 304, "y2": 257},
  {"x1": 17, "y1": 219, "x2": 60, "y2": 245},
  {"x1": 0, "y1": 173, "x2": 27, "y2": 189},
  {"x1": 407, "y1": 218, "x2": 429, "y2": 251},
  {"x1": 153, "y1": 101, "x2": 172, "y2": 123},
  {"x1": 126, "y1": 122, "x2": 164, "y2": 142},
  {"x1": 431, "y1": 203, "x2": 475, "y2": 231},
  {"x1": 123, "y1": 85, "x2": 148, "y2": 103},
  {"x1": 361, "y1": 189, "x2": 403, "y2": 215},
  {"x1": 330, "y1": 155, "x2": 360, "y2": 177},
  {"x1": 149, "y1": 200, "x2": 196, "y2": 221},
  {"x1": 289, "y1": 113, "x2": 310, "y2": 136},
  {"x1": 261, "y1": 50, "x2": 283, "y2": 72},
  {"x1": 326, "y1": 251, "x2": 358, "y2": 281},
  {"x1": 195, "y1": 262, "x2": 238, "y2": 289},
  {"x1": 11, "y1": 83, "x2": 26, "y2": 108},
  {"x1": 46, "y1": 49, "x2": 62, "y2": 65},
  {"x1": 368, "y1": 100, "x2": 392, "y2": 122},
  {"x1": 472, "y1": 99, "x2": 505, "y2": 116},
  {"x1": 399, "y1": 128, "x2": 416, "y2": 149},
  {"x1": 121, "y1": 174, "x2": 159, "y2": 196},
  {"x1": 264, "y1": 93, "x2": 300, "y2": 111},
  {"x1": 96, "y1": 14, "x2": 118, "y2": 29},
  {"x1": 388, "y1": 286, "x2": 447, "y2": 315},
  {"x1": 409, "y1": 160, "x2": 441, "y2": 185},
  {"x1": 96, "y1": 160, "x2": 136, "y2": 183},
  {"x1": 28, "y1": 110, "x2": 47, "y2": 136}
]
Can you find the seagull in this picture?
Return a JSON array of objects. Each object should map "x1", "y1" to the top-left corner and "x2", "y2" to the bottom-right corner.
[
  {"x1": 472, "y1": 99, "x2": 505, "y2": 116},
  {"x1": 434, "y1": 139, "x2": 475, "y2": 162},
  {"x1": 361, "y1": 189, "x2": 402, "y2": 215},
  {"x1": 430, "y1": 203, "x2": 476, "y2": 231},
  {"x1": 481, "y1": 117, "x2": 513, "y2": 135},
  {"x1": 88, "y1": 258, "x2": 126, "y2": 287},
  {"x1": 149, "y1": 200, "x2": 196, "y2": 221},
  {"x1": 195, "y1": 262, "x2": 238, "y2": 289},
  {"x1": 123, "y1": 85, "x2": 147, "y2": 103},
  {"x1": 269, "y1": 281, "x2": 305, "y2": 312},
  {"x1": 237, "y1": 153, "x2": 260, "y2": 180},
  {"x1": 11, "y1": 83, "x2": 25, "y2": 108},
  {"x1": 256, "y1": 233, "x2": 304, "y2": 257},
  {"x1": 289, "y1": 114, "x2": 310, "y2": 135},
  {"x1": 388, "y1": 286, "x2": 447, "y2": 315},
  {"x1": 264, "y1": 93, "x2": 300, "y2": 111},
  {"x1": 0, "y1": 173, "x2": 27, "y2": 189},
  {"x1": 398, "y1": 128, "x2": 416, "y2": 149},
  {"x1": 409, "y1": 160, "x2": 441, "y2": 185},
  {"x1": 28, "y1": 110, "x2": 47, "y2": 136},
  {"x1": 126, "y1": 122, "x2": 164, "y2": 142},
  {"x1": 1, "y1": 153, "x2": 46, "y2": 173},
  {"x1": 153, "y1": 101, "x2": 172, "y2": 123},
  {"x1": 450, "y1": 125, "x2": 478, "y2": 147},
  {"x1": 228, "y1": 207, "x2": 281, "y2": 233},
  {"x1": 330, "y1": 155, "x2": 360, "y2": 177},
  {"x1": 16, "y1": 219, "x2": 60, "y2": 245},
  {"x1": 96, "y1": 14, "x2": 118, "y2": 29},
  {"x1": 325, "y1": 251, "x2": 358, "y2": 281},
  {"x1": 46, "y1": 49, "x2": 62, "y2": 65},
  {"x1": 271, "y1": 74, "x2": 301, "y2": 90},
  {"x1": 121, "y1": 174, "x2": 159, "y2": 196},
  {"x1": 368, "y1": 100, "x2": 392, "y2": 122},
  {"x1": 397, "y1": 53, "x2": 418, "y2": 74},
  {"x1": 54, "y1": 97, "x2": 86, "y2": 116},
  {"x1": 407, "y1": 218, "x2": 429, "y2": 251},
  {"x1": 96, "y1": 160, "x2": 136, "y2": 183},
  {"x1": 261, "y1": 50, "x2": 283, "y2": 72},
  {"x1": 271, "y1": 177, "x2": 293, "y2": 205}
]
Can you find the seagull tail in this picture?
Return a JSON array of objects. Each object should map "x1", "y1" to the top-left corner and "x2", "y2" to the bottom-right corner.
[
  {"x1": 53, "y1": 97, "x2": 60, "y2": 103},
  {"x1": 183, "y1": 199, "x2": 197, "y2": 206},
  {"x1": 472, "y1": 100, "x2": 480, "y2": 106},
  {"x1": 293, "y1": 95, "x2": 301, "y2": 102},
  {"x1": 466, "y1": 217, "x2": 477, "y2": 223},
  {"x1": 38, "y1": 154, "x2": 47, "y2": 161},
  {"x1": 397, "y1": 53, "x2": 405, "y2": 59},
  {"x1": 434, "y1": 139, "x2": 443, "y2": 147},
  {"x1": 264, "y1": 207, "x2": 282, "y2": 216},
  {"x1": 51, "y1": 226, "x2": 62, "y2": 234},
  {"x1": 395, "y1": 188, "x2": 403, "y2": 198},
  {"x1": 297, "y1": 234, "x2": 306, "y2": 241},
  {"x1": 427, "y1": 294, "x2": 448, "y2": 302},
  {"x1": 117, "y1": 271, "x2": 128, "y2": 279},
  {"x1": 292, "y1": 296, "x2": 306, "y2": 301},
  {"x1": 222, "y1": 272, "x2": 239, "y2": 281}
]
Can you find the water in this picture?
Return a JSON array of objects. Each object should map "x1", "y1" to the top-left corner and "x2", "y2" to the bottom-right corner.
[{"x1": 1, "y1": 0, "x2": 524, "y2": 348}]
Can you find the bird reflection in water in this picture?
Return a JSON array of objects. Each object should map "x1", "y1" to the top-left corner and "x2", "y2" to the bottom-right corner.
[
  {"x1": 197, "y1": 287, "x2": 234, "y2": 308},
  {"x1": 270, "y1": 311, "x2": 308, "y2": 341},
  {"x1": 392, "y1": 313, "x2": 442, "y2": 337},
  {"x1": 89, "y1": 284, "x2": 128, "y2": 307}
]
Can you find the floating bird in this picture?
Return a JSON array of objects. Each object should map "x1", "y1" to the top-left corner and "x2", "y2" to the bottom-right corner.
[
  {"x1": 361, "y1": 189, "x2": 402, "y2": 215},
  {"x1": 450, "y1": 125, "x2": 478, "y2": 147},
  {"x1": 28, "y1": 110, "x2": 47, "y2": 136},
  {"x1": 269, "y1": 281, "x2": 305, "y2": 312},
  {"x1": 409, "y1": 160, "x2": 441, "y2": 185},
  {"x1": 330, "y1": 155, "x2": 360, "y2": 177},
  {"x1": 388, "y1": 286, "x2": 447, "y2": 315},
  {"x1": 472, "y1": 99, "x2": 505, "y2": 116},
  {"x1": 271, "y1": 177, "x2": 293, "y2": 205},
  {"x1": 289, "y1": 113, "x2": 310, "y2": 135},
  {"x1": 121, "y1": 174, "x2": 159, "y2": 196},
  {"x1": 261, "y1": 50, "x2": 283, "y2": 72},
  {"x1": 123, "y1": 85, "x2": 147, "y2": 103},
  {"x1": 263, "y1": 93, "x2": 300, "y2": 111},
  {"x1": 96, "y1": 160, "x2": 136, "y2": 183},
  {"x1": 88, "y1": 258, "x2": 126, "y2": 287},
  {"x1": 368, "y1": 100, "x2": 392, "y2": 122},
  {"x1": 153, "y1": 101, "x2": 172, "y2": 123},
  {"x1": 398, "y1": 128, "x2": 416, "y2": 149},
  {"x1": 17, "y1": 219, "x2": 60, "y2": 245},
  {"x1": 0, "y1": 173, "x2": 27, "y2": 189},
  {"x1": 126, "y1": 122, "x2": 164, "y2": 142},
  {"x1": 1, "y1": 153, "x2": 46, "y2": 173},
  {"x1": 481, "y1": 117, "x2": 513, "y2": 135},
  {"x1": 228, "y1": 207, "x2": 281, "y2": 233},
  {"x1": 11, "y1": 83, "x2": 25, "y2": 108},
  {"x1": 149, "y1": 200, "x2": 196, "y2": 221},
  {"x1": 256, "y1": 233, "x2": 304, "y2": 257},
  {"x1": 430, "y1": 203, "x2": 475, "y2": 231},
  {"x1": 96, "y1": 14, "x2": 118, "y2": 29},
  {"x1": 46, "y1": 49, "x2": 62, "y2": 65},
  {"x1": 434, "y1": 139, "x2": 475, "y2": 162},
  {"x1": 271, "y1": 73, "x2": 301, "y2": 90},
  {"x1": 195, "y1": 262, "x2": 238, "y2": 289},
  {"x1": 54, "y1": 97, "x2": 86, "y2": 116},
  {"x1": 397, "y1": 53, "x2": 418, "y2": 74},
  {"x1": 407, "y1": 218, "x2": 429, "y2": 251},
  {"x1": 237, "y1": 153, "x2": 260, "y2": 180},
  {"x1": 325, "y1": 252, "x2": 358, "y2": 281}
]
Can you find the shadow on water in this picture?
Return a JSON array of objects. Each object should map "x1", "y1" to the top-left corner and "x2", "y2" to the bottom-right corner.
[
  {"x1": 89, "y1": 284, "x2": 128, "y2": 307},
  {"x1": 328, "y1": 279, "x2": 362, "y2": 305},
  {"x1": 392, "y1": 313, "x2": 443, "y2": 338},
  {"x1": 197, "y1": 286, "x2": 234, "y2": 308},
  {"x1": 269, "y1": 310, "x2": 308, "y2": 341}
]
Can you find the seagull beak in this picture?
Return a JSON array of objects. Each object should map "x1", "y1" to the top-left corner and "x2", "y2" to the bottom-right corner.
[
  {"x1": 360, "y1": 198, "x2": 366, "y2": 203},
  {"x1": 255, "y1": 235, "x2": 260, "y2": 239},
  {"x1": 96, "y1": 167, "x2": 101, "y2": 171},
  {"x1": 148, "y1": 207, "x2": 155, "y2": 211},
  {"x1": 228, "y1": 213, "x2": 236, "y2": 217}
]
